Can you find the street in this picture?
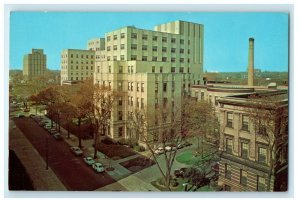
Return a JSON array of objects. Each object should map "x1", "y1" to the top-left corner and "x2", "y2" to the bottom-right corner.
[{"x1": 13, "y1": 117, "x2": 116, "y2": 191}]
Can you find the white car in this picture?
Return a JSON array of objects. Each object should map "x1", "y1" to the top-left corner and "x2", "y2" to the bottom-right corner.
[
  {"x1": 70, "y1": 146, "x2": 83, "y2": 156},
  {"x1": 83, "y1": 156, "x2": 95, "y2": 166},
  {"x1": 154, "y1": 147, "x2": 164, "y2": 155},
  {"x1": 92, "y1": 162, "x2": 105, "y2": 173}
]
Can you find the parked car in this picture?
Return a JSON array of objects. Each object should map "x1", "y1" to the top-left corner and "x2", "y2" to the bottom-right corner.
[
  {"x1": 92, "y1": 162, "x2": 105, "y2": 173},
  {"x1": 16, "y1": 113, "x2": 25, "y2": 118},
  {"x1": 154, "y1": 147, "x2": 164, "y2": 155},
  {"x1": 177, "y1": 143, "x2": 184, "y2": 149},
  {"x1": 49, "y1": 128, "x2": 57, "y2": 134},
  {"x1": 23, "y1": 108, "x2": 30, "y2": 112},
  {"x1": 83, "y1": 156, "x2": 95, "y2": 166},
  {"x1": 174, "y1": 167, "x2": 188, "y2": 178},
  {"x1": 53, "y1": 133, "x2": 62, "y2": 140},
  {"x1": 29, "y1": 114, "x2": 36, "y2": 118},
  {"x1": 165, "y1": 145, "x2": 177, "y2": 152},
  {"x1": 70, "y1": 146, "x2": 83, "y2": 156}
]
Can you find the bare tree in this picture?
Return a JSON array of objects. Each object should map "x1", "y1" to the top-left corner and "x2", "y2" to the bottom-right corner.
[{"x1": 247, "y1": 94, "x2": 288, "y2": 191}]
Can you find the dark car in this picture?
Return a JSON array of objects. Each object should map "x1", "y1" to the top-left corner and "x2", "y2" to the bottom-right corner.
[{"x1": 174, "y1": 167, "x2": 188, "y2": 178}]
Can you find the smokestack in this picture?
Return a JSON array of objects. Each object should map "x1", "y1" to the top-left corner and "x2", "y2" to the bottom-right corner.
[{"x1": 248, "y1": 37, "x2": 254, "y2": 86}]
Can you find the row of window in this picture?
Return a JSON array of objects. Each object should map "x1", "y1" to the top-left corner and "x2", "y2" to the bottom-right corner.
[
  {"x1": 64, "y1": 60, "x2": 94, "y2": 64},
  {"x1": 70, "y1": 72, "x2": 93, "y2": 76},
  {"x1": 62, "y1": 66, "x2": 94, "y2": 70},
  {"x1": 127, "y1": 82, "x2": 145, "y2": 92},
  {"x1": 224, "y1": 164, "x2": 266, "y2": 191},
  {"x1": 127, "y1": 97, "x2": 145, "y2": 109},
  {"x1": 63, "y1": 54, "x2": 94, "y2": 59},
  {"x1": 70, "y1": 76, "x2": 91, "y2": 81},
  {"x1": 226, "y1": 113, "x2": 250, "y2": 131},
  {"x1": 107, "y1": 33, "x2": 189, "y2": 45},
  {"x1": 225, "y1": 138, "x2": 268, "y2": 164},
  {"x1": 106, "y1": 55, "x2": 190, "y2": 63}
]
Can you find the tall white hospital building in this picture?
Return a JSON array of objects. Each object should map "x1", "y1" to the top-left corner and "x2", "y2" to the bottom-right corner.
[{"x1": 62, "y1": 20, "x2": 204, "y2": 145}]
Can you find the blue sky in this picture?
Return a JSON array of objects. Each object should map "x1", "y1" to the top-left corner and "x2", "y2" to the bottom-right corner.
[{"x1": 10, "y1": 12, "x2": 288, "y2": 72}]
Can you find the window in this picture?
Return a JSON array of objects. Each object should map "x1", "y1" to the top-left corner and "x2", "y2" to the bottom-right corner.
[
  {"x1": 119, "y1": 66, "x2": 123, "y2": 73},
  {"x1": 242, "y1": 115, "x2": 249, "y2": 131},
  {"x1": 131, "y1": 55, "x2": 137, "y2": 60},
  {"x1": 107, "y1": 46, "x2": 111, "y2": 51},
  {"x1": 131, "y1": 33, "x2": 137, "y2": 39},
  {"x1": 118, "y1": 111, "x2": 123, "y2": 121},
  {"x1": 171, "y1": 48, "x2": 176, "y2": 53},
  {"x1": 171, "y1": 38, "x2": 176, "y2": 43},
  {"x1": 118, "y1": 97, "x2": 122, "y2": 106},
  {"x1": 152, "y1": 46, "x2": 157, "y2": 51},
  {"x1": 142, "y1": 56, "x2": 147, "y2": 61},
  {"x1": 121, "y1": 55, "x2": 125, "y2": 61},
  {"x1": 141, "y1": 83, "x2": 144, "y2": 92},
  {"x1": 118, "y1": 127, "x2": 123, "y2": 137},
  {"x1": 128, "y1": 96, "x2": 131, "y2": 106},
  {"x1": 227, "y1": 112, "x2": 233, "y2": 128},
  {"x1": 108, "y1": 66, "x2": 111, "y2": 73},
  {"x1": 180, "y1": 49, "x2": 184, "y2": 53},
  {"x1": 142, "y1": 45, "x2": 147, "y2": 51},
  {"x1": 155, "y1": 82, "x2": 158, "y2": 93},
  {"x1": 130, "y1": 96, "x2": 133, "y2": 106},
  {"x1": 128, "y1": 82, "x2": 130, "y2": 91},
  {"x1": 180, "y1": 39, "x2": 184, "y2": 44},
  {"x1": 113, "y1": 45, "x2": 117, "y2": 50},
  {"x1": 131, "y1": 44, "x2": 137, "y2": 50},
  {"x1": 163, "y1": 98, "x2": 168, "y2": 108},
  {"x1": 152, "y1": 36, "x2": 157, "y2": 41},
  {"x1": 201, "y1": 92, "x2": 204, "y2": 100},
  {"x1": 108, "y1": 82, "x2": 111, "y2": 90},
  {"x1": 136, "y1": 98, "x2": 139, "y2": 108},
  {"x1": 107, "y1": 56, "x2": 111, "y2": 61},
  {"x1": 152, "y1": 66, "x2": 155, "y2": 73},
  {"x1": 258, "y1": 147, "x2": 267, "y2": 164},
  {"x1": 162, "y1": 37, "x2": 167, "y2": 42},
  {"x1": 131, "y1": 66, "x2": 134, "y2": 73},
  {"x1": 107, "y1": 36, "x2": 111, "y2": 41},
  {"x1": 179, "y1": 67, "x2": 184, "y2": 73},
  {"x1": 113, "y1": 56, "x2": 117, "y2": 61},
  {"x1": 180, "y1": 58, "x2": 184, "y2": 63},
  {"x1": 142, "y1": 34, "x2": 148, "y2": 40},
  {"x1": 226, "y1": 138, "x2": 233, "y2": 154},
  {"x1": 131, "y1": 82, "x2": 133, "y2": 91},
  {"x1": 257, "y1": 176, "x2": 266, "y2": 191},
  {"x1": 160, "y1": 66, "x2": 163, "y2": 73},
  {"x1": 121, "y1": 44, "x2": 125, "y2": 50},
  {"x1": 171, "y1": 58, "x2": 176, "y2": 62},
  {"x1": 121, "y1": 33, "x2": 125, "y2": 38},
  {"x1": 162, "y1": 57, "x2": 167, "y2": 62},
  {"x1": 171, "y1": 67, "x2": 176, "y2": 73},
  {"x1": 136, "y1": 83, "x2": 139, "y2": 92},
  {"x1": 113, "y1": 35, "x2": 117, "y2": 40},
  {"x1": 240, "y1": 170, "x2": 247, "y2": 186},
  {"x1": 225, "y1": 163, "x2": 231, "y2": 179},
  {"x1": 241, "y1": 141, "x2": 249, "y2": 159},
  {"x1": 118, "y1": 81, "x2": 122, "y2": 91},
  {"x1": 152, "y1": 56, "x2": 157, "y2": 61},
  {"x1": 163, "y1": 82, "x2": 167, "y2": 92},
  {"x1": 141, "y1": 98, "x2": 144, "y2": 109},
  {"x1": 162, "y1": 47, "x2": 167, "y2": 52}
]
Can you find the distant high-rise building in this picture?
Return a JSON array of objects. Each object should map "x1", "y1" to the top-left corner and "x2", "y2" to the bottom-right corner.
[{"x1": 23, "y1": 49, "x2": 47, "y2": 80}]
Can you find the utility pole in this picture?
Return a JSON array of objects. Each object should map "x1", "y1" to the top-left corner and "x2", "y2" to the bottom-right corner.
[{"x1": 46, "y1": 137, "x2": 49, "y2": 170}]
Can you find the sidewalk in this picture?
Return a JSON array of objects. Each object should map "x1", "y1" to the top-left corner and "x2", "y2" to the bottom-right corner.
[{"x1": 9, "y1": 119, "x2": 67, "y2": 191}]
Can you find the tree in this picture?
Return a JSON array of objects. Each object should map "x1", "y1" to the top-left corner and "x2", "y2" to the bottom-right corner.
[
  {"x1": 59, "y1": 103, "x2": 77, "y2": 138},
  {"x1": 183, "y1": 99, "x2": 219, "y2": 156},
  {"x1": 247, "y1": 94, "x2": 288, "y2": 191},
  {"x1": 129, "y1": 100, "x2": 188, "y2": 191}
]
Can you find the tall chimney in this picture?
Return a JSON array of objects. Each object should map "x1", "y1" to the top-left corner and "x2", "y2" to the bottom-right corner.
[{"x1": 248, "y1": 37, "x2": 254, "y2": 86}]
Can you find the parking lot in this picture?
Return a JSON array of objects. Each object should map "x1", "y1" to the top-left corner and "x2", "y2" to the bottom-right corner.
[{"x1": 13, "y1": 117, "x2": 116, "y2": 191}]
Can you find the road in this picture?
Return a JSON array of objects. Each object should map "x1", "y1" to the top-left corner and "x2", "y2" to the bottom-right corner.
[{"x1": 13, "y1": 117, "x2": 116, "y2": 191}]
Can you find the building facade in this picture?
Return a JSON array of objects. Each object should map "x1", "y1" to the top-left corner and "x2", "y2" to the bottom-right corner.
[
  {"x1": 23, "y1": 49, "x2": 47, "y2": 80},
  {"x1": 92, "y1": 20, "x2": 204, "y2": 145},
  {"x1": 60, "y1": 49, "x2": 95, "y2": 85},
  {"x1": 217, "y1": 91, "x2": 288, "y2": 191}
]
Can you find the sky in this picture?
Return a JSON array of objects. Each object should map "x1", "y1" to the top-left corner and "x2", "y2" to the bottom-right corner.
[{"x1": 10, "y1": 12, "x2": 289, "y2": 72}]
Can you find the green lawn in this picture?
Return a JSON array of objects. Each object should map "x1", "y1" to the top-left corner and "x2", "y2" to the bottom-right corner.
[{"x1": 176, "y1": 151, "x2": 211, "y2": 165}]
